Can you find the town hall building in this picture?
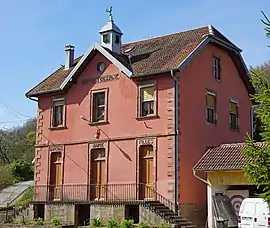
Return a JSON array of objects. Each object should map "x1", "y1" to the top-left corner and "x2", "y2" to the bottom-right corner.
[{"x1": 26, "y1": 8, "x2": 253, "y2": 227}]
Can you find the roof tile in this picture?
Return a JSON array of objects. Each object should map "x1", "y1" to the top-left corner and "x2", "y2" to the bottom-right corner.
[{"x1": 193, "y1": 142, "x2": 265, "y2": 171}]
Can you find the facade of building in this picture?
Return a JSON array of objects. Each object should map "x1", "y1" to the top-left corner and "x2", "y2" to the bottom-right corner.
[{"x1": 26, "y1": 10, "x2": 253, "y2": 226}]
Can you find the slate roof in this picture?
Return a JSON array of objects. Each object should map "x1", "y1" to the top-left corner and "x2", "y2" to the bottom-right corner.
[
  {"x1": 26, "y1": 25, "x2": 242, "y2": 97},
  {"x1": 193, "y1": 142, "x2": 265, "y2": 172}
]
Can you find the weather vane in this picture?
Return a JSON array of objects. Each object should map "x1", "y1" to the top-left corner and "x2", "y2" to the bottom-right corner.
[{"x1": 106, "y1": 6, "x2": 113, "y2": 22}]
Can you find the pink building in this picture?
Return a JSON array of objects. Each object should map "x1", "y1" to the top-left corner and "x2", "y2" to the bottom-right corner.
[{"x1": 26, "y1": 10, "x2": 252, "y2": 227}]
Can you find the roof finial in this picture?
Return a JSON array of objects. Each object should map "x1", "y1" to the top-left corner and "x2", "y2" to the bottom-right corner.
[{"x1": 106, "y1": 6, "x2": 113, "y2": 22}]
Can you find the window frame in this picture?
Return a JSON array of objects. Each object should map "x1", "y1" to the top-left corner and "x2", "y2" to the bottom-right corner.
[
  {"x1": 229, "y1": 98, "x2": 239, "y2": 130},
  {"x1": 206, "y1": 90, "x2": 217, "y2": 124},
  {"x1": 137, "y1": 82, "x2": 157, "y2": 119},
  {"x1": 90, "y1": 88, "x2": 109, "y2": 124},
  {"x1": 212, "y1": 56, "x2": 221, "y2": 80},
  {"x1": 50, "y1": 97, "x2": 66, "y2": 129}
]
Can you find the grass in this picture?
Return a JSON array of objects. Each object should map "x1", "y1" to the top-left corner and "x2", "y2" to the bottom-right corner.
[{"x1": 15, "y1": 186, "x2": 33, "y2": 207}]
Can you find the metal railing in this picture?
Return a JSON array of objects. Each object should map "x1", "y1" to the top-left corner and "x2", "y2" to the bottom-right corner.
[{"x1": 33, "y1": 183, "x2": 175, "y2": 212}]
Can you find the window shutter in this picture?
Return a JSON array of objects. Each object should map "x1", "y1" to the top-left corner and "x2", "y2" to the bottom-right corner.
[
  {"x1": 230, "y1": 102, "x2": 237, "y2": 114},
  {"x1": 141, "y1": 86, "x2": 154, "y2": 102},
  {"x1": 206, "y1": 94, "x2": 215, "y2": 108}
]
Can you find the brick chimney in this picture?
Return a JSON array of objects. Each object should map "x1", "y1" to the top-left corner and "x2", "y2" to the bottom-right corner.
[{"x1": 64, "y1": 45, "x2": 75, "y2": 70}]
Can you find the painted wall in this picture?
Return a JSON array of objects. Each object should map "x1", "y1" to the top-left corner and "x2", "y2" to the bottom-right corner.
[
  {"x1": 35, "y1": 51, "x2": 175, "y2": 199},
  {"x1": 179, "y1": 44, "x2": 252, "y2": 206}
]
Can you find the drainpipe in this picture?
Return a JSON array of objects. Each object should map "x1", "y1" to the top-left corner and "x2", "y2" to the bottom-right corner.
[
  {"x1": 193, "y1": 170, "x2": 211, "y2": 186},
  {"x1": 170, "y1": 69, "x2": 179, "y2": 214}
]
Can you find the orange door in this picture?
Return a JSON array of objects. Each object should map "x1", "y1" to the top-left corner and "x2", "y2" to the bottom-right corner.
[
  {"x1": 90, "y1": 149, "x2": 106, "y2": 200},
  {"x1": 139, "y1": 145, "x2": 154, "y2": 199},
  {"x1": 49, "y1": 152, "x2": 62, "y2": 200}
]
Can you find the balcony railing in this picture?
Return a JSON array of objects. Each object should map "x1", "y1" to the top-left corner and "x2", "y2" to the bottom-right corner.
[{"x1": 33, "y1": 184, "x2": 175, "y2": 212}]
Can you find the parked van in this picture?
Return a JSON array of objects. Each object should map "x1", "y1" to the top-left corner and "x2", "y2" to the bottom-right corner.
[{"x1": 239, "y1": 198, "x2": 270, "y2": 227}]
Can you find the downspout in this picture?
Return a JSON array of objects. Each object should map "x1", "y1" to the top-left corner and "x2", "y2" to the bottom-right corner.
[
  {"x1": 170, "y1": 69, "x2": 179, "y2": 214},
  {"x1": 193, "y1": 170, "x2": 211, "y2": 186}
]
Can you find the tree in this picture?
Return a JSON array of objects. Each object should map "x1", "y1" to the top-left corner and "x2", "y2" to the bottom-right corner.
[{"x1": 244, "y1": 11, "x2": 270, "y2": 200}]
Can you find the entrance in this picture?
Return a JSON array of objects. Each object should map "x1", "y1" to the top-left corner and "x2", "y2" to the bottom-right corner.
[
  {"x1": 90, "y1": 148, "x2": 106, "y2": 200},
  {"x1": 49, "y1": 152, "x2": 62, "y2": 200},
  {"x1": 139, "y1": 145, "x2": 154, "y2": 199},
  {"x1": 75, "y1": 204, "x2": 90, "y2": 226}
]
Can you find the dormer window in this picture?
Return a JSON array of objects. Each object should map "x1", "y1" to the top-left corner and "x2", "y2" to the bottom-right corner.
[
  {"x1": 103, "y1": 34, "x2": 110, "y2": 44},
  {"x1": 115, "y1": 35, "x2": 120, "y2": 44}
]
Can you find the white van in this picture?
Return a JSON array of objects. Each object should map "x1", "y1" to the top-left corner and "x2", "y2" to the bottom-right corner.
[{"x1": 239, "y1": 198, "x2": 270, "y2": 228}]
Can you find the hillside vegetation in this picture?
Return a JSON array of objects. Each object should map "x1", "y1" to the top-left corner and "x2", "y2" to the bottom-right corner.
[{"x1": 0, "y1": 118, "x2": 36, "y2": 189}]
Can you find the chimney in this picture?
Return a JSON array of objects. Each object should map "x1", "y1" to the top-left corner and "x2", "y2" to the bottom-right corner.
[{"x1": 64, "y1": 45, "x2": 75, "y2": 70}]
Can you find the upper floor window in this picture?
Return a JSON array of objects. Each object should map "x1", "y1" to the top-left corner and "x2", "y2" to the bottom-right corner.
[
  {"x1": 229, "y1": 99, "x2": 239, "y2": 130},
  {"x1": 91, "y1": 89, "x2": 108, "y2": 123},
  {"x1": 51, "y1": 97, "x2": 65, "y2": 128},
  {"x1": 206, "y1": 91, "x2": 216, "y2": 124},
  {"x1": 139, "y1": 83, "x2": 156, "y2": 117},
  {"x1": 213, "y1": 57, "x2": 221, "y2": 80}
]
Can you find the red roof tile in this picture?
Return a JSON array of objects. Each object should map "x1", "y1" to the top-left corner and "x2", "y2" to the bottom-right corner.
[
  {"x1": 193, "y1": 142, "x2": 265, "y2": 171},
  {"x1": 26, "y1": 25, "x2": 242, "y2": 97}
]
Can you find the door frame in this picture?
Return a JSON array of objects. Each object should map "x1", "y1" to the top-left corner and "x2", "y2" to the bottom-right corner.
[
  {"x1": 47, "y1": 145, "x2": 64, "y2": 201},
  {"x1": 88, "y1": 141, "x2": 109, "y2": 200},
  {"x1": 136, "y1": 137, "x2": 157, "y2": 199}
]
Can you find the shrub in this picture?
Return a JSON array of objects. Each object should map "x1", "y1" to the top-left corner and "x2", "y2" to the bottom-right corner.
[
  {"x1": 10, "y1": 159, "x2": 34, "y2": 182},
  {"x1": 20, "y1": 216, "x2": 30, "y2": 225},
  {"x1": 35, "y1": 217, "x2": 44, "y2": 225},
  {"x1": 15, "y1": 186, "x2": 33, "y2": 206},
  {"x1": 51, "y1": 216, "x2": 62, "y2": 226},
  {"x1": 92, "y1": 217, "x2": 102, "y2": 227},
  {"x1": 0, "y1": 165, "x2": 15, "y2": 189},
  {"x1": 120, "y1": 219, "x2": 134, "y2": 228},
  {"x1": 107, "y1": 217, "x2": 119, "y2": 228},
  {"x1": 138, "y1": 221, "x2": 150, "y2": 228}
]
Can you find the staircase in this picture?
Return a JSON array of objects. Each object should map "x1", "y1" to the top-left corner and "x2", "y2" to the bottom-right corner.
[{"x1": 144, "y1": 201, "x2": 197, "y2": 228}]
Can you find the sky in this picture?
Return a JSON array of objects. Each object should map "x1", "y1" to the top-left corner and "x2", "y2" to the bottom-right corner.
[{"x1": 0, "y1": 0, "x2": 269, "y2": 128}]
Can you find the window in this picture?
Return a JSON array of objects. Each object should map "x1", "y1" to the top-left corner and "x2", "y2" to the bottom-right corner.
[
  {"x1": 206, "y1": 91, "x2": 216, "y2": 124},
  {"x1": 91, "y1": 89, "x2": 108, "y2": 123},
  {"x1": 213, "y1": 57, "x2": 221, "y2": 79},
  {"x1": 230, "y1": 100, "x2": 239, "y2": 129},
  {"x1": 103, "y1": 34, "x2": 110, "y2": 44},
  {"x1": 51, "y1": 98, "x2": 65, "y2": 128},
  {"x1": 115, "y1": 34, "x2": 120, "y2": 44},
  {"x1": 139, "y1": 84, "x2": 155, "y2": 117}
]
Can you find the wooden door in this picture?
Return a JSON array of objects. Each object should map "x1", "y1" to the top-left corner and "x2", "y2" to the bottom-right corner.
[
  {"x1": 49, "y1": 152, "x2": 62, "y2": 200},
  {"x1": 139, "y1": 145, "x2": 154, "y2": 199},
  {"x1": 90, "y1": 149, "x2": 106, "y2": 200}
]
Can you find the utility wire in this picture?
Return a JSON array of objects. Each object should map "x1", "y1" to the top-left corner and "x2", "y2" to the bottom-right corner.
[{"x1": 0, "y1": 99, "x2": 35, "y2": 119}]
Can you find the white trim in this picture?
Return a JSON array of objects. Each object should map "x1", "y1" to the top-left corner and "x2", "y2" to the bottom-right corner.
[{"x1": 60, "y1": 43, "x2": 132, "y2": 90}]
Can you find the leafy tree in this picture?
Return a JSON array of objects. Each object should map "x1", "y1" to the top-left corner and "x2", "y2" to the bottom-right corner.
[
  {"x1": 244, "y1": 11, "x2": 270, "y2": 200},
  {"x1": 10, "y1": 159, "x2": 34, "y2": 182}
]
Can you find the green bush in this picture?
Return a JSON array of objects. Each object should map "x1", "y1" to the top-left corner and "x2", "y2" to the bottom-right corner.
[
  {"x1": 107, "y1": 217, "x2": 119, "y2": 228},
  {"x1": 92, "y1": 217, "x2": 102, "y2": 227},
  {"x1": 138, "y1": 221, "x2": 150, "y2": 228},
  {"x1": 10, "y1": 159, "x2": 34, "y2": 182},
  {"x1": 51, "y1": 216, "x2": 62, "y2": 226},
  {"x1": 35, "y1": 217, "x2": 44, "y2": 225},
  {"x1": 157, "y1": 223, "x2": 169, "y2": 228},
  {"x1": 120, "y1": 219, "x2": 134, "y2": 228},
  {"x1": 20, "y1": 217, "x2": 30, "y2": 225},
  {"x1": 0, "y1": 165, "x2": 15, "y2": 189},
  {"x1": 15, "y1": 186, "x2": 33, "y2": 206}
]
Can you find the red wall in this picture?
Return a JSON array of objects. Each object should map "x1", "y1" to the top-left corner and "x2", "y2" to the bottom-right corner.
[
  {"x1": 34, "y1": 44, "x2": 251, "y2": 205},
  {"x1": 36, "y1": 51, "x2": 175, "y2": 198},
  {"x1": 178, "y1": 44, "x2": 251, "y2": 204}
]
